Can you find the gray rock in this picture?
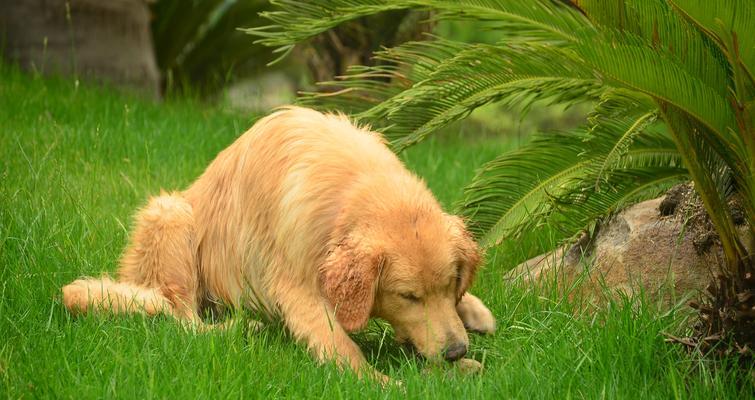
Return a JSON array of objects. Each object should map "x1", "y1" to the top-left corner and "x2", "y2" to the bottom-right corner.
[
  {"x1": 506, "y1": 191, "x2": 751, "y2": 304},
  {"x1": 223, "y1": 72, "x2": 297, "y2": 113}
]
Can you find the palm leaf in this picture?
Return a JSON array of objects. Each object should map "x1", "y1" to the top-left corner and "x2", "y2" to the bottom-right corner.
[
  {"x1": 660, "y1": 104, "x2": 747, "y2": 266},
  {"x1": 151, "y1": 0, "x2": 274, "y2": 94},
  {"x1": 550, "y1": 166, "x2": 688, "y2": 238},
  {"x1": 296, "y1": 39, "x2": 469, "y2": 114},
  {"x1": 667, "y1": 1, "x2": 755, "y2": 234},
  {"x1": 589, "y1": 114, "x2": 661, "y2": 176},
  {"x1": 574, "y1": 2, "x2": 752, "y2": 224},
  {"x1": 248, "y1": 0, "x2": 753, "y2": 268},
  {"x1": 668, "y1": 0, "x2": 755, "y2": 85},
  {"x1": 458, "y1": 122, "x2": 684, "y2": 249},
  {"x1": 577, "y1": 0, "x2": 730, "y2": 94},
  {"x1": 574, "y1": 36, "x2": 738, "y2": 145},
  {"x1": 366, "y1": 42, "x2": 601, "y2": 148},
  {"x1": 246, "y1": 0, "x2": 590, "y2": 54},
  {"x1": 294, "y1": 39, "x2": 604, "y2": 147},
  {"x1": 555, "y1": 116, "x2": 685, "y2": 237},
  {"x1": 458, "y1": 131, "x2": 590, "y2": 247},
  {"x1": 412, "y1": 0, "x2": 591, "y2": 43}
]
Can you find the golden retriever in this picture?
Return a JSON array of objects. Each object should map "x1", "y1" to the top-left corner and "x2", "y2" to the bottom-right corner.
[{"x1": 62, "y1": 107, "x2": 495, "y2": 380}]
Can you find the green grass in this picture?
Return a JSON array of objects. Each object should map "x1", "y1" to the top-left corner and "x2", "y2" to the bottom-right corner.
[{"x1": 1, "y1": 66, "x2": 751, "y2": 398}]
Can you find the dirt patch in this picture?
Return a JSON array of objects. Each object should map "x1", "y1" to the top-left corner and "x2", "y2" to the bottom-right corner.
[{"x1": 662, "y1": 183, "x2": 750, "y2": 255}]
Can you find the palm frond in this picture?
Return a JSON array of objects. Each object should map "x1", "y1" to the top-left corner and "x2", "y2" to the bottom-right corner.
[
  {"x1": 660, "y1": 104, "x2": 747, "y2": 265},
  {"x1": 365, "y1": 42, "x2": 602, "y2": 148},
  {"x1": 555, "y1": 116, "x2": 685, "y2": 237},
  {"x1": 587, "y1": 110, "x2": 658, "y2": 190},
  {"x1": 572, "y1": 2, "x2": 752, "y2": 217},
  {"x1": 245, "y1": 0, "x2": 411, "y2": 61},
  {"x1": 458, "y1": 131, "x2": 591, "y2": 247},
  {"x1": 574, "y1": 36, "x2": 742, "y2": 154},
  {"x1": 296, "y1": 39, "x2": 469, "y2": 114},
  {"x1": 550, "y1": 166, "x2": 688, "y2": 238},
  {"x1": 668, "y1": 1, "x2": 755, "y2": 228},
  {"x1": 460, "y1": 97, "x2": 683, "y2": 249},
  {"x1": 296, "y1": 40, "x2": 602, "y2": 147},
  {"x1": 577, "y1": 0, "x2": 730, "y2": 94},
  {"x1": 416, "y1": 0, "x2": 591, "y2": 44},
  {"x1": 247, "y1": 0, "x2": 753, "y2": 268},
  {"x1": 246, "y1": 0, "x2": 590, "y2": 57},
  {"x1": 668, "y1": 0, "x2": 755, "y2": 86},
  {"x1": 151, "y1": 0, "x2": 274, "y2": 94}
]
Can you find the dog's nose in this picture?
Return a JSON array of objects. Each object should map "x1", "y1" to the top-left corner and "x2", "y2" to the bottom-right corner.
[{"x1": 443, "y1": 342, "x2": 467, "y2": 361}]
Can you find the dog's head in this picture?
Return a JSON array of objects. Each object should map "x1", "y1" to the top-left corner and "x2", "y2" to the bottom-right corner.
[{"x1": 319, "y1": 211, "x2": 480, "y2": 361}]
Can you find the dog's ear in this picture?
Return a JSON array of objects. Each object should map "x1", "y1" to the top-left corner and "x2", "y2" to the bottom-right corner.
[
  {"x1": 319, "y1": 234, "x2": 383, "y2": 332},
  {"x1": 446, "y1": 215, "x2": 482, "y2": 302}
]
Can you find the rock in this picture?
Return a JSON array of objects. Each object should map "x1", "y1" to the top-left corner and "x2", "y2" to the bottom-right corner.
[
  {"x1": 453, "y1": 358, "x2": 484, "y2": 375},
  {"x1": 507, "y1": 185, "x2": 752, "y2": 304},
  {"x1": 223, "y1": 72, "x2": 297, "y2": 113}
]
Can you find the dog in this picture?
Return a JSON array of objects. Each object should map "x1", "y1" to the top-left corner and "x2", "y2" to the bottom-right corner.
[{"x1": 62, "y1": 106, "x2": 495, "y2": 381}]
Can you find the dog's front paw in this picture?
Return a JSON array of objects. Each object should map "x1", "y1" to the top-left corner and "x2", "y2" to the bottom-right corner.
[
  {"x1": 368, "y1": 369, "x2": 402, "y2": 389},
  {"x1": 457, "y1": 293, "x2": 496, "y2": 334},
  {"x1": 422, "y1": 357, "x2": 483, "y2": 377}
]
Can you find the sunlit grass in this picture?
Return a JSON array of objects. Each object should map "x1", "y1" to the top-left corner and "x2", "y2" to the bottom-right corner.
[{"x1": 1, "y1": 66, "x2": 750, "y2": 398}]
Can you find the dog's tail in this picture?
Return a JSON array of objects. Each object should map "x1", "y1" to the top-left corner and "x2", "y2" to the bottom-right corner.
[
  {"x1": 62, "y1": 192, "x2": 196, "y2": 319},
  {"x1": 62, "y1": 276, "x2": 176, "y2": 317}
]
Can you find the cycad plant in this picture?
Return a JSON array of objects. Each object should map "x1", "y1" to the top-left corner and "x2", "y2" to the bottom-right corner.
[
  {"x1": 151, "y1": 0, "x2": 275, "y2": 94},
  {"x1": 247, "y1": 1, "x2": 754, "y2": 356}
]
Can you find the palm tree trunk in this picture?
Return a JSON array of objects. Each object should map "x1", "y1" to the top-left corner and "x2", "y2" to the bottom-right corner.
[{"x1": 0, "y1": 0, "x2": 160, "y2": 98}]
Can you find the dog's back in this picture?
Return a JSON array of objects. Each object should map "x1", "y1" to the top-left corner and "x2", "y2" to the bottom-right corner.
[
  {"x1": 182, "y1": 107, "x2": 424, "y2": 313},
  {"x1": 63, "y1": 106, "x2": 428, "y2": 320}
]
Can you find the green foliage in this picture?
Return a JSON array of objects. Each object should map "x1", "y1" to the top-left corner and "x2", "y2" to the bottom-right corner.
[
  {"x1": 2, "y1": 65, "x2": 752, "y2": 398},
  {"x1": 151, "y1": 0, "x2": 275, "y2": 94},
  {"x1": 247, "y1": 0, "x2": 754, "y2": 271}
]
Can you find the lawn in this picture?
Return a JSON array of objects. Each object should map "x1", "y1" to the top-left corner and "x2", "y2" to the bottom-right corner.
[{"x1": 0, "y1": 65, "x2": 750, "y2": 398}]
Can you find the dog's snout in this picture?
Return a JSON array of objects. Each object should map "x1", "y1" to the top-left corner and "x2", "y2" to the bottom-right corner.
[{"x1": 443, "y1": 342, "x2": 467, "y2": 361}]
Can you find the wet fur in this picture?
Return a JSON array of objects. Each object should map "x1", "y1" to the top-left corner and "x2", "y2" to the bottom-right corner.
[{"x1": 62, "y1": 107, "x2": 495, "y2": 380}]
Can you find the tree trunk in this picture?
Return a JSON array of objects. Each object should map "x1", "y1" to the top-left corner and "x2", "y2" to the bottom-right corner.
[
  {"x1": 1, "y1": 0, "x2": 160, "y2": 98},
  {"x1": 300, "y1": 10, "x2": 434, "y2": 88}
]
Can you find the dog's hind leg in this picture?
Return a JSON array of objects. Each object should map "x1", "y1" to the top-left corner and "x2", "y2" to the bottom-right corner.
[
  {"x1": 118, "y1": 193, "x2": 203, "y2": 323},
  {"x1": 62, "y1": 276, "x2": 177, "y2": 317},
  {"x1": 63, "y1": 193, "x2": 203, "y2": 326}
]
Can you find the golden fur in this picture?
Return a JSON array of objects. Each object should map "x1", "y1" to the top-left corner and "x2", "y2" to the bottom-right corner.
[{"x1": 62, "y1": 107, "x2": 495, "y2": 380}]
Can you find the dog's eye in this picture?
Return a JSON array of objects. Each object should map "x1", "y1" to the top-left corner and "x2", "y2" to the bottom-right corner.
[{"x1": 399, "y1": 293, "x2": 421, "y2": 302}]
